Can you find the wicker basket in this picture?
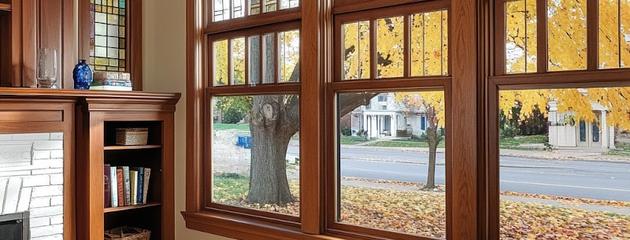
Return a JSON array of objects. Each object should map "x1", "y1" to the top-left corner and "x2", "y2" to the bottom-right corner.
[
  {"x1": 115, "y1": 128, "x2": 149, "y2": 146},
  {"x1": 104, "y1": 227, "x2": 151, "y2": 240}
]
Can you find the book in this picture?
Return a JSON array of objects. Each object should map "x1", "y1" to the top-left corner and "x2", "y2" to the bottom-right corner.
[
  {"x1": 122, "y1": 166, "x2": 131, "y2": 206},
  {"x1": 142, "y1": 168, "x2": 151, "y2": 204},
  {"x1": 116, "y1": 168, "x2": 124, "y2": 207},
  {"x1": 110, "y1": 166, "x2": 118, "y2": 208},
  {"x1": 136, "y1": 167, "x2": 144, "y2": 204},
  {"x1": 104, "y1": 164, "x2": 111, "y2": 208},
  {"x1": 130, "y1": 170, "x2": 138, "y2": 205}
]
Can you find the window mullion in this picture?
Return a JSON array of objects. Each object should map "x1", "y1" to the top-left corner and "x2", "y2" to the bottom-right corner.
[
  {"x1": 587, "y1": 0, "x2": 599, "y2": 70},
  {"x1": 536, "y1": 0, "x2": 547, "y2": 73}
]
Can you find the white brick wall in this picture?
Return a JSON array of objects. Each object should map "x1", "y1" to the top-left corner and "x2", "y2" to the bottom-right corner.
[{"x1": 0, "y1": 133, "x2": 64, "y2": 240}]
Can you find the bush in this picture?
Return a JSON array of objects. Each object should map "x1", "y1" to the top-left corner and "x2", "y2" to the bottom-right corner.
[
  {"x1": 341, "y1": 128, "x2": 352, "y2": 136},
  {"x1": 222, "y1": 108, "x2": 246, "y2": 124}
]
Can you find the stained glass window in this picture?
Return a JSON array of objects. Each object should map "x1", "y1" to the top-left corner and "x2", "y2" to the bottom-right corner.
[{"x1": 90, "y1": 0, "x2": 127, "y2": 72}]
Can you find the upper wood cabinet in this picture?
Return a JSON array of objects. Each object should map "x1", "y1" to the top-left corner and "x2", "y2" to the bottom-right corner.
[{"x1": 0, "y1": 0, "x2": 76, "y2": 88}]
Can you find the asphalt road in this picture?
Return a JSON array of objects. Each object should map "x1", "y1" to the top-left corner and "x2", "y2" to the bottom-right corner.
[{"x1": 330, "y1": 146, "x2": 630, "y2": 202}]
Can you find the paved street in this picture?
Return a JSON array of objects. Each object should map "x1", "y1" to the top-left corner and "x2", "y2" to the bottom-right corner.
[{"x1": 289, "y1": 145, "x2": 630, "y2": 201}]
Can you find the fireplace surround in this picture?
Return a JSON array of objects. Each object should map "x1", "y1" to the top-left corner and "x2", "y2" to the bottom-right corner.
[
  {"x1": 0, "y1": 212, "x2": 29, "y2": 240},
  {"x1": 0, "y1": 133, "x2": 64, "y2": 240}
]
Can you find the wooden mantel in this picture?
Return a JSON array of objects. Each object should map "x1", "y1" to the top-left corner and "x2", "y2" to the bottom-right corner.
[
  {"x1": 0, "y1": 87, "x2": 180, "y2": 100},
  {"x1": 0, "y1": 88, "x2": 180, "y2": 240}
]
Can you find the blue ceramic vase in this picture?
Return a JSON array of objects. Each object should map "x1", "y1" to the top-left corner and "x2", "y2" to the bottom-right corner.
[{"x1": 73, "y1": 59, "x2": 93, "y2": 90}]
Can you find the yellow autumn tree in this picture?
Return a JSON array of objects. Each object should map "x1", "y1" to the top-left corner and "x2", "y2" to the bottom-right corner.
[
  {"x1": 500, "y1": 88, "x2": 630, "y2": 134},
  {"x1": 395, "y1": 92, "x2": 445, "y2": 189},
  {"x1": 503, "y1": 0, "x2": 630, "y2": 136}
]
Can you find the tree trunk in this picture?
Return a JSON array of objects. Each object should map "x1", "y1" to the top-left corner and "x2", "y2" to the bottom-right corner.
[
  {"x1": 424, "y1": 107, "x2": 440, "y2": 189},
  {"x1": 247, "y1": 95, "x2": 299, "y2": 205}
]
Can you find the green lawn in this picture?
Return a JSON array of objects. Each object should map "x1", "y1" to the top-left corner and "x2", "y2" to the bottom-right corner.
[
  {"x1": 212, "y1": 173, "x2": 250, "y2": 203},
  {"x1": 340, "y1": 135, "x2": 369, "y2": 145},
  {"x1": 366, "y1": 139, "x2": 446, "y2": 148},
  {"x1": 609, "y1": 143, "x2": 630, "y2": 157},
  {"x1": 213, "y1": 123, "x2": 250, "y2": 132},
  {"x1": 499, "y1": 134, "x2": 547, "y2": 149}
]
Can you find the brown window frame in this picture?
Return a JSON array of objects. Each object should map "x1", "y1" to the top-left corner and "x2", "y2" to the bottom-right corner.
[
  {"x1": 326, "y1": 2, "x2": 454, "y2": 240},
  {"x1": 203, "y1": 21, "x2": 302, "y2": 225},
  {"x1": 78, "y1": 0, "x2": 143, "y2": 90},
  {"x1": 493, "y1": 0, "x2": 630, "y2": 76},
  {"x1": 485, "y1": 0, "x2": 630, "y2": 239},
  {"x1": 185, "y1": 0, "x2": 480, "y2": 239}
]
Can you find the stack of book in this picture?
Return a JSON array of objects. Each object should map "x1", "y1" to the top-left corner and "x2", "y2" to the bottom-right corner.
[
  {"x1": 91, "y1": 72, "x2": 133, "y2": 91},
  {"x1": 104, "y1": 165, "x2": 152, "y2": 208}
]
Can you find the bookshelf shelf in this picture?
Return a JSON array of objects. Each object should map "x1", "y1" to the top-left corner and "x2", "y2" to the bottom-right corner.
[
  {"x1": 0, "y1": 3, "x2": 10, "y2": 11},
  {"x1": 104, "y1": 202, "x2": 162, "y2": 213},
  {"x1": 104, "y1": 145, "x2": 162, "y2": 151}
]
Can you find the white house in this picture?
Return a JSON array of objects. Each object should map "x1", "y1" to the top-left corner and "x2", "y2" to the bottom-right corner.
[
  {"x1": 343, "y1": 93, "x2": 429, "y2": 139},
  {"x1": 548, "y1": 101, "x2": 616, "y2": 150}
]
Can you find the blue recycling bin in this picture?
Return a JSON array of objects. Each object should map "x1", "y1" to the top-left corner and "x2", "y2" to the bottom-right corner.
[{"x1": 236, "y1": 136, "x2": 253, "y2": 149}]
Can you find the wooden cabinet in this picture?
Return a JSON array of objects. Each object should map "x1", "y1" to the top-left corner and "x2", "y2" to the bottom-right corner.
[
  {"x1": 0, "y1": 0, "x2": 76, "y2": 88},
  {"x1": 77, "y1": 96, "x2": 178, "y2": 240},
  {"x1": 0, "y1": 88, "x2": 180, "y2": 240}
]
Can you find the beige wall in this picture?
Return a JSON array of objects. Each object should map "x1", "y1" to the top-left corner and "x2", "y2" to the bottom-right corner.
[{"x1": 142, "y1": 0, "x2": 232, "y2": 239}]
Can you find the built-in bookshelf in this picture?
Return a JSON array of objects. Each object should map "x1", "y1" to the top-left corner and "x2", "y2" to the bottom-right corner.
[
  {"x1": 74, "y1": 93, "x2": 178, "y2": 240},
  {"x1": 103, "y1": 121, "x2": 165, "y2": 240}
]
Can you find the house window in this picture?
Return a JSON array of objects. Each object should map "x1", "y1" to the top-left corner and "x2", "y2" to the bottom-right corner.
[
  {"x1": 90, "y1": 0, "x2": 128, "y2": 72},
  {"x1": 421, "y1": 115, "x2": 427, "y2": 131},
  {"x1": 331, "y1": 2, "x2": 450, "y2": 239},
  {"x1": 579, "y1": 120, "x2": 587, "y2": 142}
]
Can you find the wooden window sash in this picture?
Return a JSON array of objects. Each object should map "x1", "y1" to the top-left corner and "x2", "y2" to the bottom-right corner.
[
  {"x1": 497, "y1": 0, "x2": 630, "y2": 75},
  {"x1": 204, "y1": 20, "x2": 302, "y2": 225},
  {"x1": 334, "y1": 1, "x2": 451, "y2": 83},
  {"x1": 328, "y1": 2, "x2": 453, "y2": 240}
]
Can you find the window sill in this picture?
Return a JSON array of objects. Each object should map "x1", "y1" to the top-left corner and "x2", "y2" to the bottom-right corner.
[{"x1": 182, "y1": 211, "x2": 343, "y2": 240}]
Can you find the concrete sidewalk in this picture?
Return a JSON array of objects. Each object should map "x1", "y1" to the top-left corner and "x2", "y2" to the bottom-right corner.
[{"x1": 340, "y1": 144, "x2": 630, "y2": 162}]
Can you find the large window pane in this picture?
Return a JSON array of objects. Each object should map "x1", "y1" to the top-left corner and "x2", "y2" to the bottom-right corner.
[
  {"x1": 231, "y1": 38, "x2": 246, "y2": 85},
  {"x1": 622, "y1": 0, "x2": 630, "y2": 67},
  {"x1": 248, "y1": 36, "x2": 261, "y2": 86},
  {"x1": 279, "y1": 0, "x2": 299, "y2": 10},
  {"x1": 376, "y1": 17, "x2": 405, "y2": 78},
  {"x1": 599, "y1": 0, "x2": 620, "y2": 69},
  {"x1": 337, "y1": 91, "x2": 446, "y2": 238},
  {"x1": 262, "y1": 33, "x2": 276, "y2": 84},
  {"x1": 342, "y1": 21, "x2": 371, "y2": 80},
  {"x1": 505, "y1": 0, "x2": 537, "y2": 74},
  {"x1": 278, "y1": 30, "x2": 300, "y2": 83},
  {"x1": 599, "y1": 0, "x2": 630, "y2": 69},
  {"x1": 499, "y1": 87, "x2": 630, "y2": 239},
  {"x1": 547, "y1": 0, "x2": 587, "y2": 71},
  {"x1": 212, "y1": 95, "x2": 300, "y2": 216},
  {"x1": 213, "y1": 40, "x2": 229, "y2": 86},
  {"x1": 213, "y1": 0, "x2": 298, "y2": 22},
  {"x1": 411, "y1": 10, "x2": 449, "y2": 76}
]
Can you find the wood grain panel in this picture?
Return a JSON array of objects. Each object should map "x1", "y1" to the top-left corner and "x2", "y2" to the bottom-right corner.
[
  {"x1": 0, "y1": 110, "x2": 63, "y2": 122},
  {"x1": 450, "y1": 0, "x2": 479, "y2": 239}
]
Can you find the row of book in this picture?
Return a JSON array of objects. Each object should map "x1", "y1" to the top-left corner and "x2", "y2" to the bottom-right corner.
[{"x1": 104, "y1": 165, "x2": 151, "y2": 208}]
